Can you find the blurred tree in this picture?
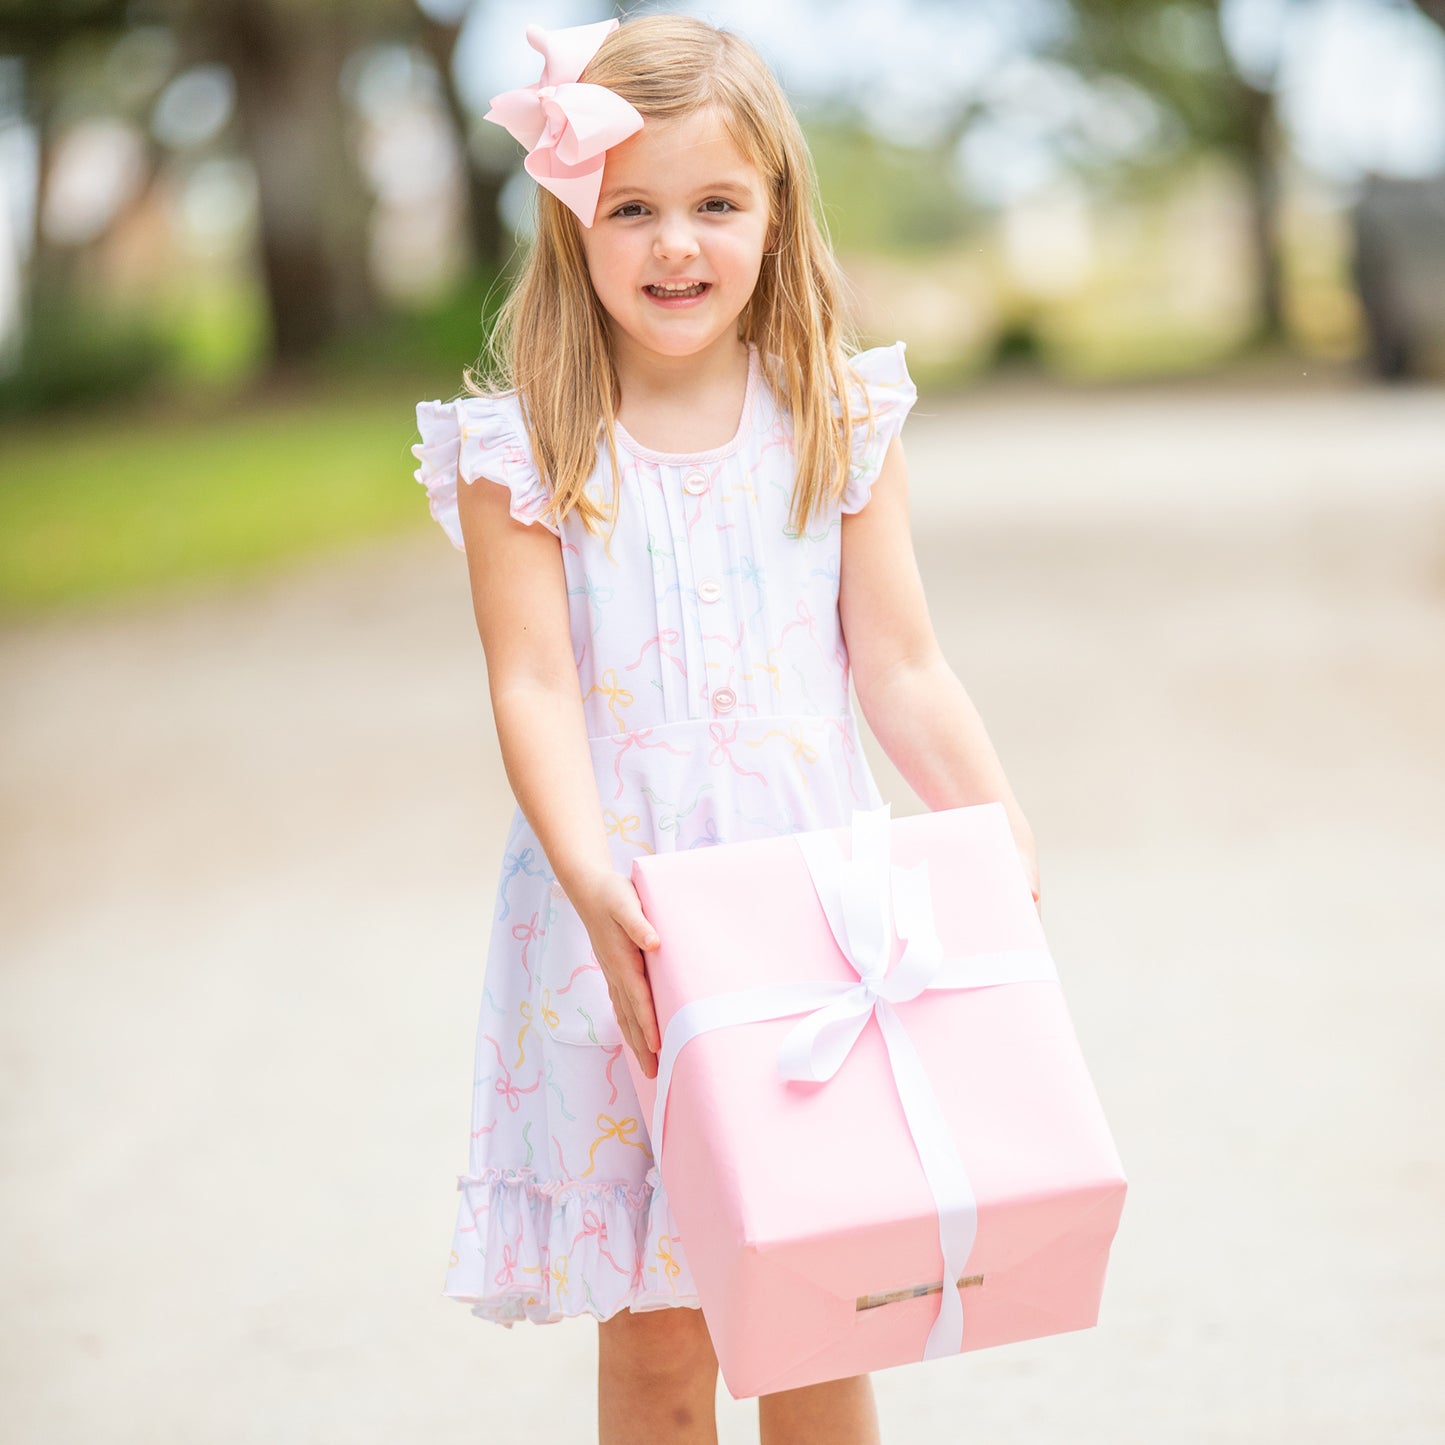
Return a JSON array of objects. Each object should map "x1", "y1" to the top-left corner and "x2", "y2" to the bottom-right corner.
[
  {"x1": 167, "y1": 0, "x2": 402, "y2": 365},
  {"x1": 1, "y1": 0, "x2": 512, "y2": 383},
  {"x1": 1060, "y1": 0, "x2": 1291, "y2": 348},
  {"x1": 806, "y1": 112, "x2": 977, "y2": 254},
  {"x1": 0, "y1": 0, "x2": 181, "y2": 408},
  {"x1": 0, "y1": 0, "x2": 131, "y2": 333},
  {"x1": 414, "y1": 10, "x2": 508, "y2": 272}
]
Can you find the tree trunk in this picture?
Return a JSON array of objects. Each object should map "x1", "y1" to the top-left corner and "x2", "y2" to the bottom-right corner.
[
  {"x1": 1413, "y1": 0, "x2": 1445, "y2": 33},
  {"x1": 12, "y1": 42, "x2": 100, "y2": 356},
  {"x1": 416, "y1": 18, "x2": 509, "y2": 271},
  {"x1": 1234, "y1": 79, "x2": 1287, "y2": 346},
  {"x1": 204, "y1": 0, "x2": 375, "y2": 364}
]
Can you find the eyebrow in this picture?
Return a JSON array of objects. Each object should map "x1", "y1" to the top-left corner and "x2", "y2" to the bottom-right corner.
[{"x1": 598, "y1": 179, "x2": 754, "y2": 205}]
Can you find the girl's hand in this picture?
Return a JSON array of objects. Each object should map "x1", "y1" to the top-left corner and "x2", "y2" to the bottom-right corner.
[{"x1": 569, "y1": 866, "x2": 663, "y2": 1080}]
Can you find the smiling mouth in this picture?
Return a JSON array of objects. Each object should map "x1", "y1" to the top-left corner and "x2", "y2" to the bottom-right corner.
[{"x1": 644, "y1": 282, "x2": 709, "y2": 298}]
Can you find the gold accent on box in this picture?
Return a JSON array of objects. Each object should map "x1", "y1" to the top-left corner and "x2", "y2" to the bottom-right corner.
[{"x1": 855, "y1": 1273, "x2": 985, "y2": 1312}]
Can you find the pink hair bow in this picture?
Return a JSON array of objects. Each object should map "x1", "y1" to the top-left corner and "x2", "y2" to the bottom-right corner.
[{"x1": 484, "y1": 19, "x2": 644, "y2": 228}]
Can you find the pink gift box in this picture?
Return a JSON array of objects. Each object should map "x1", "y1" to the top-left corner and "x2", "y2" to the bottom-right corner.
[{"x1": 626, "y1": 801, "x2": 1127, "y2": 1399}]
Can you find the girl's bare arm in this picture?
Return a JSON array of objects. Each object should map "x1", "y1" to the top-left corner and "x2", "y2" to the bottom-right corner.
[
  {"x1": 838, "y1": 437, "x2": 1041, "y2": 901},
  {"x1": 455, "y1": 470, "x2": 663, "y2": 1074}
]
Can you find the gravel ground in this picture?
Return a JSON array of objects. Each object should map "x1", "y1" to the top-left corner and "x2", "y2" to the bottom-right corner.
[{"x1": 2, "y1": 377, "x2": 1442, "y2": 1444}]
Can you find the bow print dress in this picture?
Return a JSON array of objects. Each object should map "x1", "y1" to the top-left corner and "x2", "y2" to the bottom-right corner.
[{"x1": 412, "y1": 341, "x2": 918, "y2": 1326}]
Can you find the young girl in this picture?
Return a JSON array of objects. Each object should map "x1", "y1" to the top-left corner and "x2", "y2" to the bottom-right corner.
[{"x1": 411, "y1": 15, "x2": 1040, "y2": 1444}]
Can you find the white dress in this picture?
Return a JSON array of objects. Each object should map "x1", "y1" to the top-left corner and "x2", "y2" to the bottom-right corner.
[{"x1": 411, "y1": 341, "x2": 917, "y2": 1326}]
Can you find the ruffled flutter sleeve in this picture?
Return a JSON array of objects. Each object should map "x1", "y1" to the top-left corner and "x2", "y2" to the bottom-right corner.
[
  {"x1": 839, "y1": 341, "x2": 919, "y2": 515},
  {"x1": 411, "y1": 394, "x2": 562, "y2": 550}
]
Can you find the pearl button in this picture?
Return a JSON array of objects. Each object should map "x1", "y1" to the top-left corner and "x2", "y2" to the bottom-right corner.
[
  {"x1": 683, "y1": 470, "x2": 710, "y2": 495},
  {"x1": 697, "y1": 578, "x2": 722, "y2": 603},
  {"x1": 711, "y1": 687, "x2": 737, "y2": 713}
]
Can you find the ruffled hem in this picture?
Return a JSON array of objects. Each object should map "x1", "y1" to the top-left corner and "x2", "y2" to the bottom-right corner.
[
  {"x1": 839, "y1": 341, "x2": 919, "y2": 515},
  {"x1": 412, "y1": 395, "x2": 562, "y2": 550},
  {"x1": 443, "y1": 1164, "x2": 700, "y2": 1325}
]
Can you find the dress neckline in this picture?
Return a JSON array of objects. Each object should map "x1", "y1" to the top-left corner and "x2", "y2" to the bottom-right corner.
[{"x1": 613, "y1": 344, "x2": 759, "y2": 464}]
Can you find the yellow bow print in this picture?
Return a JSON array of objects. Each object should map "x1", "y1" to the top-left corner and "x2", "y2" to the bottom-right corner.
[
  {"x1": 602, "y1": 809, "x2": 654, "y2": 855},
  {"x1": 580, "y1": 1113, "x2": 652, "y2": 1177},
  {"x1": 757, "y1": 722, "x2": 818, "y2": 794},
  {"x1": 656, "y1": 1235, "x2": 682, "y2": 1283},
  {"x1": 584, "y1": 668, "x2": 634, "y2": 732},
  {"x1": 516, "y1": 1000, "x2": 539, "y2": 1068}
]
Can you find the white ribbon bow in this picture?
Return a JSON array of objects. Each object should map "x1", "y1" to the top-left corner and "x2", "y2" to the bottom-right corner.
[{"x1": 649, "y1": 803, "x2": 1059, "y2": 1359}]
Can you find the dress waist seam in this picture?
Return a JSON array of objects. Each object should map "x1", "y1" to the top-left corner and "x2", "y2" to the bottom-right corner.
[{"x1": 584, "y1": 710, "x2": 853, "y2": 744}]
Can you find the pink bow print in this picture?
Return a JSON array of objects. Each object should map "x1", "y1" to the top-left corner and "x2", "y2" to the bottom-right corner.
[{"x1": 484, "y1": 19, "x2": 644, "y2": 228}]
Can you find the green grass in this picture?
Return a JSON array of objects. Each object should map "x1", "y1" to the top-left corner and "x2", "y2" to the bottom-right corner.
[{"x1": 0, "y1": 379, "x2": 446, "y2": 618}]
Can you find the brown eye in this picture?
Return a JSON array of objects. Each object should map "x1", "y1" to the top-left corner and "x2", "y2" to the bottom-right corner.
[{"x1": 701, "y1": 198, "x2": 734, "y2": 213}]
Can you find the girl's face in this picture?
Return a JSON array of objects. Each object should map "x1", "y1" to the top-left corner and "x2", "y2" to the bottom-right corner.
[{"x1": 580, "y1": 107, "x2": 772, "y2": 372}]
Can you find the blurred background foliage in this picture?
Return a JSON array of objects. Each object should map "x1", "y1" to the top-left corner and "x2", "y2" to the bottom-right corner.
[{"x1": 0, "y1": 0, "x2": 1442, "y2": 614}]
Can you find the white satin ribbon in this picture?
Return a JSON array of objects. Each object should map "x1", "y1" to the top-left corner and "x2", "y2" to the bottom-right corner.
[{"x1": 649, "y1": 803, "x2": 1059, "y2": 1359}]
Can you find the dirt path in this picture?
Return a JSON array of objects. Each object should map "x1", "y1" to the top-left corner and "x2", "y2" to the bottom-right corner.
[{"x1": 3, "y1": 379, "x2": 1442, "y2": 1444}]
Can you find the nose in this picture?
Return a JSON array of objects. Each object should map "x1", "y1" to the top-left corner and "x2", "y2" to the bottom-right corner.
[{"x1": 652, "y1": 212, "x2": 700, "y2": 262}]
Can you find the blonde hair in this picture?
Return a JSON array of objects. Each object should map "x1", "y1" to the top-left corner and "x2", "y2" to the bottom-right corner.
[{"x1": 465, "y1": 13, "x2": 872, "y2": 539}]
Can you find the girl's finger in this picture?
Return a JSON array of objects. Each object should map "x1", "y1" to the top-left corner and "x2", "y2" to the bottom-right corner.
[
  {"x1": 606, "y1": 976, "x2": 635, "y2": 1046},
  {"x1": 610, "y1": 980, "x2": 657, "y2": 1079},
  {"x1": 610, "y1": 992, "x2": 653, "y2": 1077},
  {"x1": 601, "y1": 941, "x2": 660, "y2": 1059},
  {"x1": 606, "y1": 983, "x2": 635, "y2": 1047},
  {"x1": 607, "y1": 938, "x2": 660, "y2": 1051},
  {"x1": 626, "y1": 1017, "x2": 657, "y2": 1077},
  {"x1": 621, "y1": 953, "x2": 661, "y2": 1046},
  {"x1": 619, "y1": 902, "x2": 661, "y2": 953},
  {"x1": 626, "y1": 972, "x2": 660, "y2": 1054}
]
